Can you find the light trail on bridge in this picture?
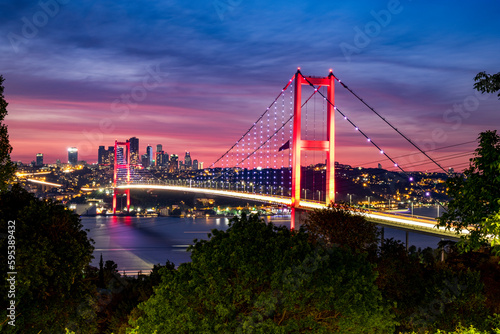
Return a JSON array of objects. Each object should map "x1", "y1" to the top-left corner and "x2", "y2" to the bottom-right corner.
[
  {"x1": 26, "y1": 179, "x2": 63, "y2": 187},
  {"x1": 116, "y1": 184, "x2": 469, "y2": 238}
]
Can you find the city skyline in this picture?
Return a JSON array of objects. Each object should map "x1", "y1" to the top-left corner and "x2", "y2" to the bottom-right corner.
[
  {"x1": 2, "y1": 1, "x2": 499, "y2": 171},
  {"x1": 22, "y1": 140, "x2": 201, "y2": 166}
]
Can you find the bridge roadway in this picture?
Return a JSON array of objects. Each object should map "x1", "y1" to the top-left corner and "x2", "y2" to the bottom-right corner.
[{"x1": 117, "y1": 184, "x2": 466, "y2": 239}]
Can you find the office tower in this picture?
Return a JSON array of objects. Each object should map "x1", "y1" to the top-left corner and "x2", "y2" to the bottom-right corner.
[
  {"x1": 98, "y1": 146, "x2": 106, "y2": 165},
  {"x1": 193, "y1": 159, "x2": 199, "y2": 170},
  {"x1": 146, "y1": 145, "x2": 154, "y2": 166},
  {"x1": 129, "y1": 137, "x2": 139, "y2": 164},
  {"x1": 184, "y1": 152, "x2": 192, "y2": 170},
  {"x1": 68, "y1": 147, "x2": 78, "y2": 165},
  {"x1": 36, "y1": 153, "x2": 43, "y2": 167},
  {"x1": 141, "y1": 154, "x2": 150, "y2": 168},
  {"x1": 155, "y1": 151, "x2": 165, "y2": 167},
  {"x1": 157, "y1": 144, "x2": 162, "y2": 152},
  {"x1": 107, "y1": 146, "x2": 114, "y2": 165},
  {"x1": 169, "y1": 154, "x2": 179, "y2": 173}
]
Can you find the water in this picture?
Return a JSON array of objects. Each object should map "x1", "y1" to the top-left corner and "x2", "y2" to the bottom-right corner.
[
  {"x1": 82, "y1": 209, "x2": 446, "y2": 274},
  {"x1": 82, "y1": 215, "x2": 291, "y2": 274}
]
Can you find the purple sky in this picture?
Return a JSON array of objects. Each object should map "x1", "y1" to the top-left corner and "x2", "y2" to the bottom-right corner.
[{"x1": 1, "y1": 0, "x2": 499, "y2": 171}]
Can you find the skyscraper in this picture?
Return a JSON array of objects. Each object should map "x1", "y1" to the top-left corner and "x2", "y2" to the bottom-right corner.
[
  {"x1": 68, "y1": 147, "x2": 78, "y2": 165},
  {"x1": 146, "y1": 145, "x2": 154, "y2": 166},
  {"x1": 169, "y1": 154, "x2": 179, "y2": 173},
  {"x1": 98, "y1": 146, "x2": 106, "y2": 165},
  {"x1": 157, "y1": 144, "x2": 162, "y2": 152},
  {"x1": 193, "y1": 159, "x2": 199, "y2": 170},
  {"x1": 129, "y1": 137, "x2": 139, "y2": 165},
  {"x1": 156, "y1": 151, "x2": 165, "y2": 167},
  {"x1": 36, "y1": 153, "x2": 43, "y2": 167},
  {"x1": 108, "y1": 146, "x2": 114, "y2": 165},
  {"x1": 141, "y1": 154, "x2": 150, "y2": 168},
  {"x1": 184, "y1": 152, "x2": 192, "y2": 170}
]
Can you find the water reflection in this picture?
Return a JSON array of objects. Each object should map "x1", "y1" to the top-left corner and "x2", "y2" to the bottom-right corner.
[{"x1": 82, "y1": 212, "x2": 445, "y2": 275}]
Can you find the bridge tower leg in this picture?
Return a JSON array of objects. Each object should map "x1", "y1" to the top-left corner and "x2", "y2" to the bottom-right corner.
[
  {"x1": 291, "y1": 69, "x2": 335, "y2": 229},
  {"x1": 113, "y1": 140, "x2": 131, "y2": 214}
]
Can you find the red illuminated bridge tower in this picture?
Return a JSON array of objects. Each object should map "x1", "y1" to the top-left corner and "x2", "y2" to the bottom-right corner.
[
  {"x1": 291, "y1": 69, "x2": 336, "y2": 229},
  {"x1": 113, "y1": 140, "x2": 131, "y2": 214}
]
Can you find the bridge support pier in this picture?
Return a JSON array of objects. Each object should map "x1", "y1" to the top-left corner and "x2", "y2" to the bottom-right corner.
[
  {"x1": 112, "y1": 140, "x2": 131, "y2": 214},
  {"x1": 291, "y1": 69, "x2": 336, "y2": 229},
  {"x1": 113, "y1": 188, "x2": 130, "y2": 214}
]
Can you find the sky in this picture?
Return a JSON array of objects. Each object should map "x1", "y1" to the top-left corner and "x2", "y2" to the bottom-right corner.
[{"x1": 1, "y1": 0, "x2": 499, "y2": 171}]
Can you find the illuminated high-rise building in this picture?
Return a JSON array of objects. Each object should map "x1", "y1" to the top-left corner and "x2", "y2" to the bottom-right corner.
[
  {"x1": 36, "y1": 153, "x2": 43, "y2": 167},
  {"x1": 146, "y1": 145, "x2": 154, "y2": 166},
  {"x1": 169, "y1": 154, "x2": 179, "y2": 173},
  {"x1": 141, "y1": 154, "x2": 150, "y2": 168},
  {"x1": 98, "y1": 146, "x2": 106, "y2": 165},
  {"x1": 156, "y1": 151, "x2": 166, "y2": 167},
  {"x1": 68, "y1": 147, "x2": 78, "y2": 165},
  {"x1": 184, "y1": 152, "x2": 192, "y2": 170},
  {"x1": 107, "y1": 146, "x2": 114, "y2": 165},
  {"x1": 129, "y1": 137, "x2": 139, "y2": 165}
]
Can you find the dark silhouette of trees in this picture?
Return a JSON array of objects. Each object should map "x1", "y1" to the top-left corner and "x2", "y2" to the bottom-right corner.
[
  {"x1": 0, "y1": 75, "x2": 15, "y2": 191},
  {"x1": 474, "y1": 71, "x2": 500, "y2": 99},
  {"x1": 129, "y1": 214, "x2": 396, "y2": 333},
  {"x1": 0, "y1": 185, "x2": 97, "y2": 333},
  {"x1": 438, "y1": 130, "x2": 500, "y2": 253}
]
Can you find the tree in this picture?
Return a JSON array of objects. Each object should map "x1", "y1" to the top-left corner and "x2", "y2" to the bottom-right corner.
[
  {"x1": 474, "y1": 71, "x2": 500, "y2": 99},
  {"x1": 129, "y1": 214, "x2": 396, "y2": 333},
  {"x1": 438, "y1": 130, "x2": 500, "y2": 253},
  {"x1": 0, "y1": 185, "x2": 97, "y2": 333},
  {"x1": 302, "y1": 203, "x2": 379, "y2": 253},
  {"x1": 0, "y1": 75, "x2": 15, "y2": 191}
]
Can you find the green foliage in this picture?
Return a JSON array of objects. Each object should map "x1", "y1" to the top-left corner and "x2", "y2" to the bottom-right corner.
[
  {"x1": 303, "y1": 203, "x2": 379, "y2": 253},
  {"x1": 406, "y1": 320, "x2": 500, "y2": 333},
  {"x1": 474, "y1": 71, "x2": 500, "y2": 99},
  {"x1": 438, "y1": 130, "x2": 500, "y2": 253},
  {"x1": 0, "y1": 75, "x2": 15, "y2": 192},
  {"x1": 95, "y1": 260, "x2": 175, "y2": 334},
  {"x1": 130, "y1": 213, "x2": 396, "y2": 333},
  {"x1": 0, "y1": 185, "x2": 96, "y2": 333}
]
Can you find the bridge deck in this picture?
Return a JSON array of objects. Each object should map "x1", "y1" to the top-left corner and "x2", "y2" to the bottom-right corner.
[{"x1": 117, "y1": 184, "x2": 467, "y2": 239}]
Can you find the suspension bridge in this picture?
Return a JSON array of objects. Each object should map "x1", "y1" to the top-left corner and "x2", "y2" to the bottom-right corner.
[{"x1": 111, "y1": 69, "x2": 468, "y2": 239}]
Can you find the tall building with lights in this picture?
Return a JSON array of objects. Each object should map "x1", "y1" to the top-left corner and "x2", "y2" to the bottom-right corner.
[
  {"x1": 129, "y1": 137, "x2": 139, "y2": 165},
  {"x1": 68, "y1": 147, "x2": 78, "y2": 165},
  {"x1": 107, "y1": 146, "x2": 114, "y2": 165},
  {"x1": 146, "y1": 145, "x2": 154, "y2": 166},
  {"x1": 36, "y1": 153, "x2": 43, "y2": 167},
  {"x1": 98, "y1": 146, "x2": 106, "y2": 165},
  {"x1": 169, "y1": 154, "x2": 179, "y2": 173},
  {"x1": 140, "y1": 154, "x2": 148, "y2": 168},
  {"x1": 184, "y1": 152, "x2": 192, "y2": 170}
]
